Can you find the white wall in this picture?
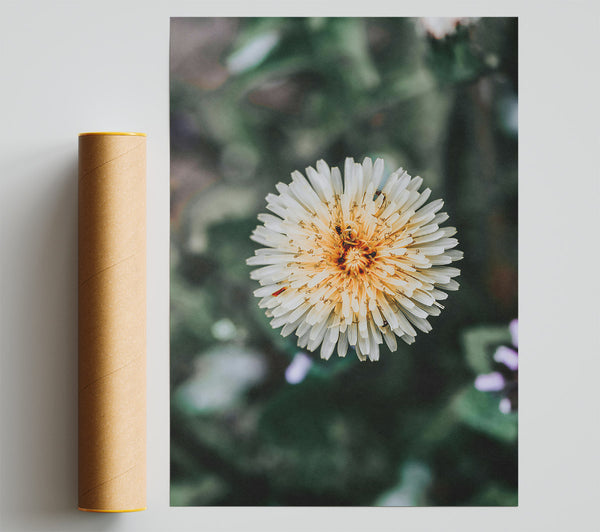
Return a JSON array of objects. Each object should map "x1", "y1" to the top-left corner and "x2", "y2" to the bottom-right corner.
[{"x1": 1, "y1": 1, "x2": 598, "y2": 531}]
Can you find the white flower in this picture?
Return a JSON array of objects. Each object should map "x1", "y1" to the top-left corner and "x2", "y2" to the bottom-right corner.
[
  {"x1": 247, "y1": 157, "x2": 462, "y2": 362},
  {"x1": 419, "y1": 17, "x2": 479, "y2": 40}
]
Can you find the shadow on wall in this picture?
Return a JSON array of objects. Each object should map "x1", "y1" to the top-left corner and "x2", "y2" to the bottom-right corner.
[{"x1": 0, "y1": 144, "x2": 117, "y2": 530}]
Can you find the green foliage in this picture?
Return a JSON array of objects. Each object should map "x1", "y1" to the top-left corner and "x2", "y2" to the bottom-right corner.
[
  {"x1": 467, "y1": 483, "x2": 518, "y2": 506},
  {"x1": 374, "y1": 460, "x2": 433, "y2": 506},
  {"x1": 455, "y1": 387, "x2": 518, "y2": 442},
  {"x1": 463, "y1": 324, "x2": 512, "y2": 374}
]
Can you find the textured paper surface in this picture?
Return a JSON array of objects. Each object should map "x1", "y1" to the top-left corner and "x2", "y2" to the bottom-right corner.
[{"x1": 78, "y1": 133, "x2": 146, "y2": 512}]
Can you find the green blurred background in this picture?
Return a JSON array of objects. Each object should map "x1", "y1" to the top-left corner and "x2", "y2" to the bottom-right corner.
[{"x1": 170, "y1": 17, "x2": 518, "y2": 506}]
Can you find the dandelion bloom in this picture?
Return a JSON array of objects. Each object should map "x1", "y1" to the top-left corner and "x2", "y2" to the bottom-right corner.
[{"x1": 247, "y1": 157, "x2": 462, "y2": 361}]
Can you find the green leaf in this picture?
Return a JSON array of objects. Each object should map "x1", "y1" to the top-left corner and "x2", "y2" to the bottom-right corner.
[
  {"x1": 467, "y1": 483, "x2": 518, "y2": 506},
  {"x1": 374, "y1": 460, "x2": 432, "y2": 506},
  {"x1": 462, "y1": 325, "x2": 512, "y2": 374},
  {"x1": 426, "y1": 25, "x2": 493, "y2": 85},
  {"x1": 454, "y1": 386, "x2": 517, "y2": 442},
  {"x1": 257, "y1": 378, "x2": 395, "y2": 500}
]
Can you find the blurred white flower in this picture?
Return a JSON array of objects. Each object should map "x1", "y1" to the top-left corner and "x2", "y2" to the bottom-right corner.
[
  {"x1": 211, "y1": 318, "x2": 237, "y2": 341},
  {"x1": 227, "y1": 31, "x2": 279, "y2": 73},
  {"x1": 247, "y1": 157, "x2": 462, "y2": 362},
  {"x1": 177, "y1": 346, "x2": 266, "y2": 413},
  {"x1": 419, "y1": 17, "x2": 479, "y2": 39},
  {"x1": 285, "y1": 352, "x2": 313, "y2": 384},
  {"x1": 499, "y1": 397, "x2": 512, "y2": 414}
]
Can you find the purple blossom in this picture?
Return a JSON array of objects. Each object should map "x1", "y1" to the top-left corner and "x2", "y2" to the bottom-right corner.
[
  {"x1": 493, "y1": 346, "x2": 519, "y2": 371},
  {"x1": 285, "y1": 352, "x2": 313, "y2": 384},
  {"x1": 475, "y1": 372, "x2": 505, "y2": 392},
  {"x1": 474, "y1": 319, "x2": 518, "y2": 414}
]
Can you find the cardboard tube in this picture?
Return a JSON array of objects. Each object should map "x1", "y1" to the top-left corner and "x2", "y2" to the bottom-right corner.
[{"x1": 78, "y1": 132, "x2": 146, "y2": 512}]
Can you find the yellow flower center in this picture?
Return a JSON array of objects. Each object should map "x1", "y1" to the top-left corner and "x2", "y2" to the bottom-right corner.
[{"x1": 331, "y1": 222, "x2": 378, "y2": 276}]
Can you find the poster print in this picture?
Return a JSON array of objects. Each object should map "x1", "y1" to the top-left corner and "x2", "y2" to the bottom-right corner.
[{"x1": 170, "y1": 17, "x2": 518, "y2": 506}]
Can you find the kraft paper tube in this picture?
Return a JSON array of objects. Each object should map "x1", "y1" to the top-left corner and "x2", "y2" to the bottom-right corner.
[{"x1": 78, "y1": 132, "x2": 146, "y2": 512}]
